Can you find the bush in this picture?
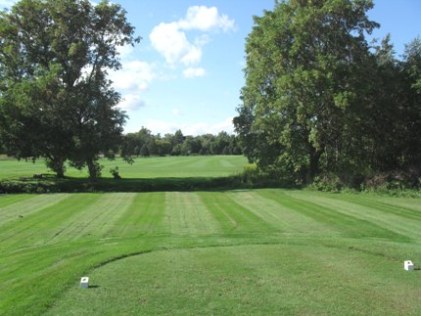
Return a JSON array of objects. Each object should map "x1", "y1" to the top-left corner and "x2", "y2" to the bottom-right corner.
[
  {"x1": 241, "y1": 163, "x2": 259, "y2": 184},
  {"x1": 109, "y1": 166, "x2": 121, "y2": 179},
  {"x1": 311, "y1": 173, "x2": 343, "y2": 192},
  {"x1": 362, "y1": 170, "x2": 420, "y2": 191}
]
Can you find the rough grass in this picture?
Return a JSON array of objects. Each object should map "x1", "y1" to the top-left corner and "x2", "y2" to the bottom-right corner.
[{"x1": 1, "y1": 189, "x2": 420, "y2": 315}]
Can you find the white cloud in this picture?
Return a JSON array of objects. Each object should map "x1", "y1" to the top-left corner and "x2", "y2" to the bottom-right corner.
[
  {"x1": 117, "y1": 94, "x2": 145, "y2": 111},
  {"x1": 117, "y1": 44, "x2": 135, "y2": 59},
  {"x1": 183, "y1": 67, "x2": 206, "y2": 78},
  {"x1": 179, "y1": 45, "x2": 202, "y2": 66},
  {"x1": 150, "y1": 22, "x2": 200, "y2": 66},
  {"x1": 109, "y1": 58, "x2": 156, "y2": 111},
  {"x1": 109, "y1": 54, "x2": 157, "y2": 111},
  {"x1": 178, "y1": 6, "x2": 235, "y2": 32},
  {"x1": 205, "y1": 117, "x2": 235, "y2": 135},
  {"x1": 149, "y1": 6, "x2": 235, "y2": 71},
  {"x1": 110, "y1": 60, "x2": 155, "y2": 91}
]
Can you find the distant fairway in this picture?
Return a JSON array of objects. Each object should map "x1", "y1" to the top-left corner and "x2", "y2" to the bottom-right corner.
[
  {"x1": 1, "y1": 189, "x2": 420, "y2": 315},
  {"x1": 0, "y1": 155, "x2": 247, "y2": 179}
]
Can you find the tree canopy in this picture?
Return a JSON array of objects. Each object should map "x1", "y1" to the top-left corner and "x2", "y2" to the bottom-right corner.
[
  {"x1": 120, "y1": 128, "x2": 242, "y2": 158},
  {"x1": 234, "y1": 0, "x2": 421, "y2": 188},
  {"x1": 0, "y1": 0, "x2": 139, "y2": 178}
]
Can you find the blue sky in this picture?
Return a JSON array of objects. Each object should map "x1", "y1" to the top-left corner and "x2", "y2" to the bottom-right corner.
[{"x1": 1, "y1": 0, "x2": 420, "y2": 135}]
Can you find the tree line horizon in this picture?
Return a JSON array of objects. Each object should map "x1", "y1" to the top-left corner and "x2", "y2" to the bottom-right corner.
[{"x1": 121, "y1": 128, "x2": 242, "y2": 158}]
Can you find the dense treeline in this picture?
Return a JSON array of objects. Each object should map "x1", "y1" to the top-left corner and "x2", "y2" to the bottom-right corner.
[
  {"x1": 234, "y1": 0, "x2": 421, "y2": 189},
  {"x1": 121, "y1": 128, "x2": 242, "y2": 157}
]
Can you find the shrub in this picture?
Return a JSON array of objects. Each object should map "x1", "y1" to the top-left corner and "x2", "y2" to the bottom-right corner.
[
  {"x1": 110, "y1": 166, "x2": 121, "y2": 179},
  {"x1": 311, "y1": 173, "x2": 343, "y2": 192},
  {"x1": 241, "y1": 163, "x2": 259, "y2": 184}
]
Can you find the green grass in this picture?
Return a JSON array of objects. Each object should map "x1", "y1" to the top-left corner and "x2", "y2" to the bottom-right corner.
[
  {"x1": 0, "y1": 156, "x2": 249, "y2": 193},
  {"x1": 0, "y1": 155, "x2": 247, "y2": 179},
  {"x1": 1, "y1": 189, "x2": 420, "y2": 315}
]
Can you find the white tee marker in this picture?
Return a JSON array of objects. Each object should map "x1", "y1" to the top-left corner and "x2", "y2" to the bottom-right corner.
[
  {"x1": 80, "y1": 276, "x2": 89, "y2": 288},
  {"x1": 404, "y1": 260, "x2": 414, "y2": 271}
]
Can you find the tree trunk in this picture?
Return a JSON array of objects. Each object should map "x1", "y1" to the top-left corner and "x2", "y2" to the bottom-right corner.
[
  {"x1": 306, "y1": 146, "x2": 321, "y2": 184},
  {"x1": 46, "y1": 156, "x2": 66, "y2": 178},
  {"x1": 87, "y1": 158, "x2": 102, "y2": 180}
]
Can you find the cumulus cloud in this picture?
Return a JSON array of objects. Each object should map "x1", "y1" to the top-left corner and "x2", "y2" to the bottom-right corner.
[
  {"x1": 149, "y1": 22, "x2": 201, "y2": 66},
  {"x1": 183, "y1": 67, "x2": 206, "y2": 78},
  {"x1": 109, "y1": 60, "x2": 155, "y2": 111},
  {"x1": 178, "y1": 6, "x2": 235, "y2": 32},
  {"x1": 117, "y1": 94, "x2": 146, "y2": 111},
  {"x1": 117, "y1": 44, "x2": 135, "y2": 59},
  {"x1": 149, "y1": 6, "x2": 235, "y2": 71},
  {"x1": 110, "y1": 60, "x2": 155, "y2": 91}
]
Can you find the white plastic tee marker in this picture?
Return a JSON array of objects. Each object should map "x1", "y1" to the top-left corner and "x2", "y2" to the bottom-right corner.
[
  {"x1": 404, "y1": 260, "x2": 414, "y2": 271},
  {"x1": 80, "y1": 276, "x2": 89, "y2": 288}
]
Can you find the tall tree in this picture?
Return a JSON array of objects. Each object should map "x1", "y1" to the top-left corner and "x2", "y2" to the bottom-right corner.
[
  {"x1": 401, "y1": 37, "x2": 421, "y2": 171},
  {"x1": 0, "y1": 0, "x2": 139, "y2": 178},
  {"x1": 234, "y1": 0, "x2": 378, "y2": 184}
]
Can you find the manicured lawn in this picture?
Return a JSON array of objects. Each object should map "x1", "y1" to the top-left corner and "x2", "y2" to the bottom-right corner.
[
  {"x1": 1, "y1": 190, "x2": 420, "y2": 315},
  {"x1": 0, "y1": 155, "x2": 248, "y2": 179}
]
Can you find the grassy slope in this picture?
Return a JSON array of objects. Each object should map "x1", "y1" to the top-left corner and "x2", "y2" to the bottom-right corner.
[{"x1": 1, "y1": 190, "x2": 420, "y2": 315}]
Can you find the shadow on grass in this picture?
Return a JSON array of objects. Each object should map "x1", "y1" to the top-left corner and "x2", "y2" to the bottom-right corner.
[{"x1": 0, "y1": 174, "x2": 289, "y2": 193}]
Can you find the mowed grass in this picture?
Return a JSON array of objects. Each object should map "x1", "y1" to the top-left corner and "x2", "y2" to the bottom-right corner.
[
  {"x1": 1, "y1": 190, "x2": 420, "y2": 315},
  {"x1": 0, "y1": 155, "x2": 247, "y2": 179}
]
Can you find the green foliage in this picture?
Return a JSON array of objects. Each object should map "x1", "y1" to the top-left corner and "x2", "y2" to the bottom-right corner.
[
  {"x1": 0, "y1": 0, "x2": 139, "y2": 179},
  {"x1": 109, "y1": 166, "x2": 121, "y2": 179},
  {"x1": 235, "y1": 0, "x2": 421, "y2": 188},
  {"x1": 239, "y1": 163, "x2": 261, "y2": 185},
  {"x1": 121, "y1": 128, "x2": 243, "y2": 158},
  {"x1": 311, "y1": 173, "x2": 343, "y2": 192}
]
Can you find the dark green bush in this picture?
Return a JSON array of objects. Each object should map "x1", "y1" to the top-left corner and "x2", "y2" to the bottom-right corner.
[
  {"x1": 311, "y1": 173, "x2": 343, "y2": 192},
  {"x1": 110, "y1": 167, "x2": 121, "y2": 179}
]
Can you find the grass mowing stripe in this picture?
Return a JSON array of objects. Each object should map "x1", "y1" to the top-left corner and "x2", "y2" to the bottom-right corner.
[
  {"x1": 96, "y1": 193, "x2": 137, "y2": 237},
  {"x1": 263, "y1": 190, "x2": 409, "y2": 241},
  {"x1": 110, "y1": 192, "x2": 167, "y2": 237},
  {"x1": 330, "y1": 194, "x2": 421, "y2": 221},
  {"x1": 2, "y1": 188, "x2": 421, "y2": 315},
  {"x1": 0, "y1": 194, "x2": 93, "y2": 250},
  {"x1": 228, "y1": 190, "x2": 334, "y2": 236},
  {"x1": 0, "y1": 194, "x2": 33, "y2": 208},
  {"x1": 370, "y1": 196, "x2": 421, "y2": 212},
  {"x1": 199, "y1": 191, "x2": 274, "y2": 234},
  {"x1": 0, "y1": 194, "x2": 69, "y2": 227},
  {"x1": 288, "y1": 191, "x2": 421, "y2": 241},
  {"x1": 42, "y1": 194, "x2": 108, "y2": 243},
  {"x1": 163, "y1": 192, "x2": 222, "y2": 236},
  {"x1": 59, "y1": 193, "x2": 136, "y2": 240}
]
